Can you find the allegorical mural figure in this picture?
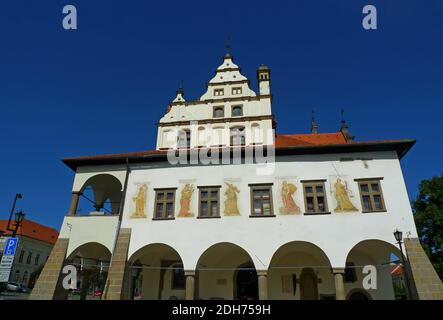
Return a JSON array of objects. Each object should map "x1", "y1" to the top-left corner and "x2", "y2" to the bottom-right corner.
[
  {"x1": 279, "y1": 181, "x2": 300, "y2": 214},
  {"x1": 333, "y1": 178, "x2": 358, "y2": 212},
  {"x1": 178, "y1": 183, "x2": 194, "y2": 217},
  {"x1": 224, "y1": 182, "x2": 240, "y2": 216},
  {"x1": 131, "y1": 184, "x2": 148, "y2": 218}
]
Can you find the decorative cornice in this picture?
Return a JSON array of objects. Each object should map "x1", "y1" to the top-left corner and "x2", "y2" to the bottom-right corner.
[{"x1": 157, "y1": 115, "x2": 274, "y2": 127}]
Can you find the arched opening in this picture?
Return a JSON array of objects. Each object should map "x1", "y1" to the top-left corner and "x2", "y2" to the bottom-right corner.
[
  {"x1": 128, "y1": 244, "x2": 185, "y2": 300},
  {"x1": 234, "y1": 263, "x2": 258, "y2": 300},
  {"x1": 230, "y1": 126, "x2": 245, "y2": 146},
  {"x1": 196, "y1": 242, "x2": 257, "y2": 300},
  {"x1": 268, "y1": 241, "x2": 333, "y2": 300},
  {"x1": 77, "y1": 174, "x2": 123, "y2": 216},
  {"x1": 251, "y1": 123, "x2": 262, "y2": 144},
  {"x1": 346, "y1": 288, "x2": 372, "y2": 300},
  {"x1": 66, "y1": 242, "x2": 112, "y2": 300},
  {"x1": 345, "y1": 240, "x2": 404, "y2": 300}
]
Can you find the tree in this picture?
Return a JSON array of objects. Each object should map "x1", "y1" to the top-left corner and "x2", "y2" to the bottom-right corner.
[{"x1": 412, "y1": 175, "x2": 443, "y2": 281}]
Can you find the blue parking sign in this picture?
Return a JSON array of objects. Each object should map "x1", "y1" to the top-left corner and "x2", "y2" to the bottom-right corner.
[{"x1": 4, "y1": 237, "x2": 19, "y2": 256}]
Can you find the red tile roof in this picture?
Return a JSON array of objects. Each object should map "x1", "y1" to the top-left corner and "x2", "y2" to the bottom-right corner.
[
  {"x1": 62, "y1": 132, "x2": 415, "y2": 170},
  {"x1": 0, "y1": 219, "x2": 59, "y2": 245},
  {"x1": 275, "y1": 132, "x2": 347, "y2": 147},
  {"x1": 390, "y1": 263, "x2": 405, "y2": 276}
]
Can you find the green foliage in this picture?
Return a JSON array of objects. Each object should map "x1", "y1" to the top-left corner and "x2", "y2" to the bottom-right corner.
[{"x1": 412, "y1": 175, "x2": 443, "y2": 280}]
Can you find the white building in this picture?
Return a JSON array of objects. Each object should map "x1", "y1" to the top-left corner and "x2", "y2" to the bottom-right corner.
[{"x1": 30, "y1": 51, "x2": 443, "y2": 300}]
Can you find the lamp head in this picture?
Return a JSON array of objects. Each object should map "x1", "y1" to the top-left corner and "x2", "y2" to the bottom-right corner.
[
  {"x1": 394, "y1": 229, "x2": 403, "y2": 242},
  {"x1": 15, "y1": 211, "x2": 25, "y2": 224}
]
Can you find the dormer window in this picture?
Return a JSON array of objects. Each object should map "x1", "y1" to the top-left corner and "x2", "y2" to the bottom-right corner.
[
  {"x1": 213, "y1": 106, "x2": 224, "y2": 118},
  {"x1": 214, "y1": 88, "x2": 224, "y2": 96},
  {"x1": 232, "y1": 87, "x2": 242, "y2": 95},
  {"x1": 232, "y1": 105, "x2": 243, "y2": 117}
]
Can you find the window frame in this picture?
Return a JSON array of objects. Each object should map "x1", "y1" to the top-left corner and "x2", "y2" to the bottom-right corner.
[
  {"x1": 213, "y1": 106, "x2": 225, "y2": 118},
  {"x1": 249, "y1": 183, "x2": 275, "y2": 217},
  {"x1": 231, "y1": 87, "x2": 242, "y2": 95},
  {"x1": 301, "y1": 180, "x2": 330, "y2": 215},
  {"x1": 26, "y1": 252, "x2": 33, "y2": 265},
  {"x1": 214, "y1": 88, "x2": 224, "y2": 96},
  {"x1": 153, "y1": 188, "x2": 177, "y2": 220},
  {"x1": 231, "y1": 105, "x2": 243, "y2": 117},
  {"x1": 355, "y1": 178, "x2": 386, "y2": 213},
  {"x1": 198, "y1": 186, "x2": 221, "y2": 219},
  {"x1": 177, "y1": 130, "x2": 191, "y2": 149}
]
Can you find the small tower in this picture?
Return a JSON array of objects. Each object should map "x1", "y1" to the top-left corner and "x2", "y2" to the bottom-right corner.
[
  {"x1": 172, "y1": 82, "x2": 186, "y2": 103},
  {"x1": 311, "y1": 111, "x2": 319, "y2": 134},
  {"x1": 340, "y1": 109, "x2": 355, "y2": 141},
  {"x1": 257, "y1": 64, "x2": 271, "y2": 95}
]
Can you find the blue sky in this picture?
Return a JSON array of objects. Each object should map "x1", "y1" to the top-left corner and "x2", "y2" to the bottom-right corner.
[{"x1": 0, "y1": 0, "x2": 442, "y2": 229}]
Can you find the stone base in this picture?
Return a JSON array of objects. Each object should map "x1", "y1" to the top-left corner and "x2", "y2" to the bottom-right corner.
[
  {"x1": 405, "y1": 238, "x2": 443, "y2": 300},
  {"x1": 29, "y1": 238, "x2": 69, "y2": 300},
  {"x1": 102, "y1": 228, "x2": 131, "y2": 300}
]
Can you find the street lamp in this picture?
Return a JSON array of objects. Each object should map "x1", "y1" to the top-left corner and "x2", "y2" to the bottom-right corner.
[
  {"x1": 393, "y1": 229, "x2": 413, "y2": 300},
  {"x1": 6, "y1": 193, "x2": 22, "y2": 235},
  {"x1": 13, "y1": 211, "x2": 26, "y2": 237}
]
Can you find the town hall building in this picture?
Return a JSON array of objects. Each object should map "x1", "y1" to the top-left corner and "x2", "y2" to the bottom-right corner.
[{"x1": 30, "y1": 51, "x2": 443, "y2": 300}]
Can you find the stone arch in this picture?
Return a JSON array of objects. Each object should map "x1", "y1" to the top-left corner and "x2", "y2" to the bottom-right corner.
[
  {"x1": 128, "y1": 243, "x2": 185, "y2": 300},
  {"x1": 79, "y1": 174, "x2": 123, "y2": 215},
  {"x1": 196, "y1": 242, "x2": 257, "y2": 300},
  {"x1": 268, "y1": 241, "x2": 333, "y2": 300},
  {"x1": 344, "y1": 239, "x2": 403, "y2": 300}
]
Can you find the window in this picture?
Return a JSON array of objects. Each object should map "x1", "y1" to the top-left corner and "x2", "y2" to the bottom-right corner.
[
  {"x1": 154, "y1": 189, "x2": 176, "y2": 219},
  {"x1": 18, "y1": 250, "x2": 25, "y2": 263},
  {"x1": 232, "y1": 87, "x2": 242, "y2": 95},
  {"x1": 356, "y1": 178, "x2": 386, "y2": 212},
  {"x1": 198, "y1": 187, "x2": 220, "y2": 218},
  {"x1": 26, "y1": 252, "x2": 33, "y2": 264},
  {"x1": 177, "y1": 130, "x2": 191, "y2": 148},
  {"x1": 214, "y1": 88, "x2": 224, "y2": 96},
  {"x1": 302, "y1": 180, "x2": 329, "y2": 214},
  {"x1": 171, "y1": 263, "x2": 185, "y2": 289},
  {"x1": 230, "y1": 126, "x2": 245, "y2": 146},
  {"x1": 213, "y1": 106, "x2": 224, "y2": 118},
  {"x1": 344, "y1": 262, "x2": 357, "y2": 283},
  {"x1": 231, "y1": 105, "x2": 243, "y2": 117},
  {"x1": 35, "y1": 253, "x2": 40, "y2": 266},
  {"x1": 250, "y1": 184, "x2": 274, "y2": 216}
]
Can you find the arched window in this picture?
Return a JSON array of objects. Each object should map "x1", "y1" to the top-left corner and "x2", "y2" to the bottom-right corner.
[
  {"x1": 177, "y1": 129, "x2": 191, "y2": 148},
  {"x1": 197, "y1": 127, "x2": 206, "y2": 147},
  {"x1": 232, "y1": 105, "x2": 243, "y2": 117},
  {"x1": 213, "y1": 106, "x2": 224, "y2": 118},
  {"x1": 230, "y1": 126, "x2": 245, "y2": 146},
  {"x1": 14, "y1": 270, "x2": 20, "y2": 282}
]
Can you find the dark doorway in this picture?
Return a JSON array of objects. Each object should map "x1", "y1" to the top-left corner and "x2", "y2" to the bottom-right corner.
[
  {"x1": 348, "y1": 291, "x2": 370, "y2": 300},
  {"x1": 300, "y1": 268, "x2": 319, "y2": 300},
  {"x1": 235, "y1": 265, "x2": 258, "y2": 300}
]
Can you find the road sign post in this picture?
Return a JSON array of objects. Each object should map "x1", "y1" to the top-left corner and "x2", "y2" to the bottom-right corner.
[{"x1": 0, "y1": 237, "x2": 19, "y2": 283}]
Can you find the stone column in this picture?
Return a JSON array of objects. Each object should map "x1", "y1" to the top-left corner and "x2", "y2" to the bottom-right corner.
[
  {"x1": 257, "y1": 270, "x2": 268, "y2": 300},
  {"x1": 67, "y1": 192, "x2": 82, "y2": 216},
  {"x1": 185, "y1": 270, "x2": 196, "y2": 300},
  {"x1": 29, "y1": 238, "x2": 69, "y2": 300},
  {"x1": 332, "y1": 268, "x2": 346, "y2": 300}
]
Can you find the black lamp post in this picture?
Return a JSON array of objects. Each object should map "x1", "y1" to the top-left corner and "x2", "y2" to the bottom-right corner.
[
  {"x1": 394, "y1": 229, "x2": 413, "y2": 300},
  {"x1": 13, "y1": 211, "x2": 26, "y2": 237},
  {"x1": 6, "y1": 193, "x2": 22, "y2": 235}
]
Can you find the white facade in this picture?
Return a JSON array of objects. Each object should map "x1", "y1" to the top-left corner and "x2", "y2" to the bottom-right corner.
[{"x1": 57, "y1": 52, "x2": 417, "y2": 300}]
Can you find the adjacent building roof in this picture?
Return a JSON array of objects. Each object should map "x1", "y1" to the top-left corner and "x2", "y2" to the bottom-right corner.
[
  {"x1": 62, "y1": 132, "x2": 416, "y2": 171},
  {"x1": 0, "y1": 219, "x2": 59, "y2": 245}
]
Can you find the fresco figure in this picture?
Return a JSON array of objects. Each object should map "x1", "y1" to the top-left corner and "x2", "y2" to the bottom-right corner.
[
  {"x1": 224, "y1": 183, "x2": 240, "y2": 216},
  {"x1": 131, "y1": 184, "x2": 147, "y2": 218},
  {"x1": 334, "y1": 178, "x2": 358, "y2": 212},
  {"x1": 178, "y1": 184, "x2": 194, "y2": 217},
  {"x1": 279, "y1": 181, "x2": 300, "y2": 214}
]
